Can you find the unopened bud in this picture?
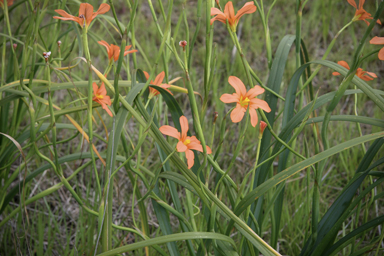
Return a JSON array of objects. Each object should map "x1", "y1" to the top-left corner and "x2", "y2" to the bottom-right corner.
[
  {"x1": 57, "y1": 40, "x2": 61, "y2": 47},
  {"x1": 215, "y1": 0, "x2": 222, "y2": 9},
  {"x1": 179, "y1": 40, "x2": 187, "y2": 51},
  {"x1": 213, "y1": 111, "x2": 218, "y2": 124},
  {"x1": 43, "y1": 51, "x2": 51, "y2": 62},
  {"x1": 259, "y1": 121, "x2": 267, "y2": 138},
  {"x1": 13, "y1": 44, "x2": 17, "y2": 50}
]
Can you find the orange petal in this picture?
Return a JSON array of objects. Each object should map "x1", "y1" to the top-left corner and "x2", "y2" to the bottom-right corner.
[
  {"x1": 188, "y1": 142, "x2": 203, "y2": 152},
  {"x1": 143, "y1": 71, "x2": 150, "y2": 80},
  {"x1": 228, "y1": 76, "x2": 246, "y2": 96},
  {"x1": 185, "y1": 150, "x2": 195, "y2": 169},
  {"x1": 246, "y1": 85, "x2": 264, "y2": 99},
  {"x1": 101, "y1": 95, "x2": 112, "y2": 106},
  {"x1": 378, "y1": 47, "x2": 384, "y2": 60},
  {"x1": 347, "y1": 0, "x2": 357, "y2": 9},
  {"x1": 249, "y1": 108, "x2": 259, "y2": 127},
  {"x1": 98, "y1": 41, "x2": 112, "y2": 58},
  {"x1": 98, "y1": 82, "x2": 107, "y2": 96},
  {"x1": 83, "y1": 3, "x2": 94, "y2": 25},
  {"x1": 337, "y1": 60, "x2": 350, "y2": 70},
  {"x1": 177, "y1": 141, "x2": 188, "y2": 152},
  {"x1": 160, "y1": 84, "x2": 173, "y2": 95},
  {"x1": 210, "y1": 14, "x2": 228, "y2": 25},
  {"x1": 366, "y1": 71, "x2": 377, "y2": 78},
  {"x1": 159, "y1": 125, "x2": 180, "y2": 140},
  {"x1": 376, "y1": 19, "x2": 382, "y2": 25},
  {"x1": 211, "y1": 7, "x2": 224, "y2": 16},
  {"x1": 224, "y1": 1, "x2": 235, "y2": 21},
  {"x1": 360, "y1": 75, "x2": 373, "y2": 81},
  {"x1": 370, "y1": 36, "x2": 384, "y2": 45},
  {"x1": 92, "y1": 82, "x2": 98, "y2": 97},
  {"x1": 250, "y1": 98, "x2": 271, "y2": 112},
  {"x1": 179, "y1": 116, "x2": 189, "y2": 141},
  {"x1": 230, "y1": 105, "x2": 246, "y2": 123},
  {"x1": 235, "y1": 2, "x2": 256, "y2": 21},
  {"x1": 124, "y1": 49, "x2": 138, "y2": 56},
  {"x1": 358, "y1": 0, "x2": 365, "y2": 9},
  {"x1": 54, "y1": 9, "x2": 75, "y2": 18},
  {"x1": 53, "y1": 16, "x2": 80, "y2": 25},
  {"x1": 154, "y1": 71, "x2": 165, "y2": 86},
  {"x1": 113, "y1": 46, "x2": 121, "y2": 62},
  {"x1": 79, "y1": 3, "x2": 87, "y2": 16},
  {"x1": 102, "y1": 102, "x2": 113, "y2": 117},
  {"x1": 332, "y1": 72, "x2": 341, "y2": 76},
  {"x1": 206, "y1": 146, "x2": 212, "y2": 154},
  {"x1": 220, "y1": 93, "x2": 238, "y2": 103},
  {"x1": 92, "y1": 3, "x2": 110, "y2": 19}
]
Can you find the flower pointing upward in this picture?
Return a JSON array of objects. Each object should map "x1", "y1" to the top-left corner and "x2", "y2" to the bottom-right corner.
[
  {"x1": 211, "y1": 1, "x2": 256, "y2": 32},
  {"x1": 332, "y1": 60, "x2": 377, "y2": 81},
  {"x1": 53, "y1": 3, "x2": 110, "y2": 30},
  {"x1": 93, "y1": 82, "x2": 112, "y2": 117},
  {"x1": 348, "y1": 0, "x2": 381, "y2": 25},
  {"x1": 98, "y1": 41, "x2": 137, "y2": 62},
  {"x1": 220, "y1": 76, "x2": 271, "y2": 127},
  {"x1": 143, "y1": 71, "x2": 173, "y2": 99},
  {"x1": 370, "y1": 37, "x2": 384, "y2": 60},
  {"x1": 159, "y1": 116, "x2": 212, "y2": 169}
]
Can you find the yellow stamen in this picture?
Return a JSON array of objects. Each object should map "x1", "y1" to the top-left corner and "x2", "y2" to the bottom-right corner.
[
  {"x1": 96, "y1": 94, "x2": 104, "y2": 99},
  {"x1": 183, "y1": 139, "x2": 191, "y2": 145},
  {"x1": 239, "y1": 96, "x2": 250, "y2": 107}
]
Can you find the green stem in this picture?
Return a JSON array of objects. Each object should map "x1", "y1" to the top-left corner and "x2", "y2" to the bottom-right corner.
[{"x1": 296, "y1": 19, "x2": 354, "y2": 96}]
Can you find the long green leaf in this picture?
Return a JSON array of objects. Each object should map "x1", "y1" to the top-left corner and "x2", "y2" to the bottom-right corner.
[{"x1": 96, "y1": 232, "x2": 237, "y2": 256}]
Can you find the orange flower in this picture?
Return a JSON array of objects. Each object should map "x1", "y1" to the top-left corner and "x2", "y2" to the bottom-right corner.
[
  {"x1": 53, "y1": 3, "x2": 110, "y2": 30},
  {"x1": 370, "y1": 37, "x2": 384, "y2": 60},
  {"x1": 98, "y1": 40, "x2": 137, "y2": 62},
  {"x1": 220, "y1": 76, "x2": 271, "y2": 127},
  {"x1": 0, "y1": 0, "x2": 14, "y2": 7},
  {"x1": 332, "y1": 60, "x2": 377, "y2": 81},
  {"x1": 92, "y1": 82, "x2": 112, "y2": 117},
  {"x1": 348, "y1": 0, "x2": 381, "y2": 25},
  {"x1": 143, "y1": 71, "x2": 173, "y2": 99},
  {"x1": 211, "y1": 1, "x2": 256, "y2": 32},
  {"x1": 159, "y1": 116, "x2": 212, "y2": 169}
]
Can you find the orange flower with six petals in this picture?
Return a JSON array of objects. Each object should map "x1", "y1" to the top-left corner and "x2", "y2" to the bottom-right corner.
[
  {"x1": 98, "y1": 40, "x2": 137, "y2": 62},
  {"x1": 370, "y1": 37, "x2": 384, "y2": 60},
  {"x1": 211, "y1": 1, "x2": 256, "y2": 32},
  {"x1": 53, "y1": 3, "x2": 110, "y2": 30},
  {"x1": 220, "y1": 76, "x2": 271, "y2": 127},
  {"x1": 332, "y1": 60, "x2": 377, "y2": 81},
  {"x1": 92, "y1": 82, "x2": 112, "y2": 117},
  {"x1": 143, "y1": 71, "x2": 173, "y2": 99},
  {"x1": 159, "y1": 116, "x2": 212, "y2": 169},
  {"x1": 348, "y1": 0, "x2": 381, "y2": 25}
]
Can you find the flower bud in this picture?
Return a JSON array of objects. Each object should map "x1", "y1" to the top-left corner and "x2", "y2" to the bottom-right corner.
[
  {"x1": 57, "y1": 40, "x2": 61, "y2": 47},
  {"x1": 13, "y1": 43, "x2": 17, "y2": 50},
  {"x1": 259, "y1": 121, "x2": 267, "y2": 138},
  {"x1": 43, "y1": 51, "x2": 51, "y2": 62},
  {"x1": 179, "y1": 40, "x2": 187, "y2": 51},
  {"x1": 213, "y1": 111, "x2": 218, "y2": 124}
]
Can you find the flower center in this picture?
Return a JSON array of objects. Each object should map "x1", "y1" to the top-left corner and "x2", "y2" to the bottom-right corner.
[
  {"x1": 96, "y1": 94, "x2": 104, "y2": 100},
  {"x1": 239, "y1": 96, "x2": 250, "y2": 108},
  {"x1": 183, "y1": 139, "x2": 191, "y2": 145}
]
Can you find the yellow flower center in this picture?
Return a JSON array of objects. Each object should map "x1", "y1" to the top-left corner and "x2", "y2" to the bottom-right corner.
[
  {"x1": 96, "y1": 94, "x2": 104, "y2": 100},
  {"x1": 183, "y1": 139, "x2": 191, "y2": 145},
  {"x1": 239, "y1": 96, "x2": 250, "y2": 108}
]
